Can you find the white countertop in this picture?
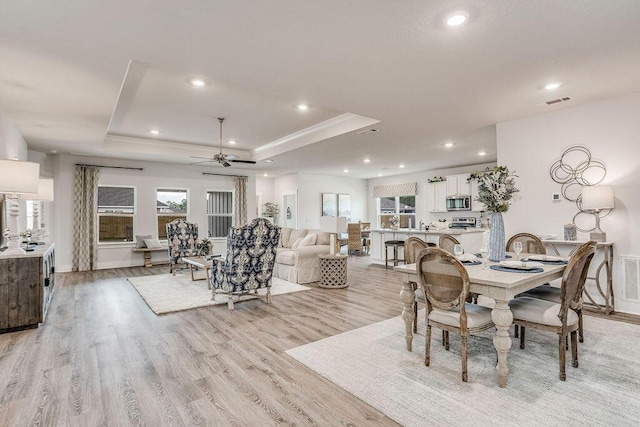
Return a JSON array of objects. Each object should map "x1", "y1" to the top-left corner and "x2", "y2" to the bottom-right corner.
[{"x1": 370, "y1": 228, "x2": 486, "y2": 235}]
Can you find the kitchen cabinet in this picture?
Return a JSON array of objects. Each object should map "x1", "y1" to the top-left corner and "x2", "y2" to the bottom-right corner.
[
  {"x1": 0, "y1": 244, "x2": 55, "y2": 333},
  {"x1": 446, "y1": 174, "x2": 471, "y2": 196},
  {"x1": 470, "y1": 179, "x2": 485, "y2": 212},
  {"x1": 426, "y1": 182, "x2": 447, "y2": 213}
]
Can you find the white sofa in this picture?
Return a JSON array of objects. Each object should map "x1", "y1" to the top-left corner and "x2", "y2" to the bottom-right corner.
[{"x1": 273, "y1": 227, "x2": 331, "y2": 284}]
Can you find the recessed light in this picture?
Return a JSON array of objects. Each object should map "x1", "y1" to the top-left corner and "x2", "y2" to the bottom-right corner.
[
  {"x1": 297, "y1": 104, "x2": 309, "y2": 111},
  {"x1": 50, "y1": 149, "x2": 57, "y2": 154},
  {"x1": 364, "y1": 158, "x2": 371, "y2": 163},
  {"x1": 446, "y1": 12, "x2": 468, "y2": 27},
  {"x1": 150, "y1": 129, "x2": 160, "y2": 135},
  {"x1": 478, "y1": 151, "x2": 487, "y2": 156},
  {"x1": 399, "y1": 164, "x2": 405, "y2": 168},
  {"x1": 378, "y1": 173, "x2": 382, "y2": 177},
  {"x1": 343, "y1": 169, "x2": 349, "y2": 173},
  {"x1": 445, "y1": 142, "x2": 454, "y2": 148},
  {"x1": 545, "y1": 82, "x2": 561, "y2": 90},
  {"x1": 190, "y1": 79, "x2": 206, "y2": 87},
  {"x1": 265, "y1": 159, "x2": 274, "y2": 163},
  {"x1": 263, "y1": 173, "x2": 268, "y2": 177},
  {"x1": 228, "y1": 140, "x2": 236, "y2": 145}
]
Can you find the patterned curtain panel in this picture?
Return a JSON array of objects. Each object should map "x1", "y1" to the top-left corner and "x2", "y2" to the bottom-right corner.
[
  {"x1": 72, "y1": 165, "x2": 99, "y2": 271},
  {"x1": 234, "y1": 176, "x2": 248, "y2": 226}
]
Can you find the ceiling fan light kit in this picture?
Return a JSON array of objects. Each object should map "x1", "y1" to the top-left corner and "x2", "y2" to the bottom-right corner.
[{"x1": 190, "y1": 117, "x2": 256, "y2": 167}]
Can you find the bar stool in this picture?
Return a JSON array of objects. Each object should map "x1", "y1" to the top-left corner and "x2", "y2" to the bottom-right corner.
[{"x1": 385, "y1": 240, "x2": 405, "y2": 269}]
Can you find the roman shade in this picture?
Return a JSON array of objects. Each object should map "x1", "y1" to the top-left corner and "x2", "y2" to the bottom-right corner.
[{"x1": 373, "y1": 182, "x2": 417, "y2": 198}]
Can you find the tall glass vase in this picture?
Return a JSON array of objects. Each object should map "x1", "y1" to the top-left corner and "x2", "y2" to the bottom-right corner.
[{"x1": 488, "y1": 212, "x2": 506, "y2": 261}]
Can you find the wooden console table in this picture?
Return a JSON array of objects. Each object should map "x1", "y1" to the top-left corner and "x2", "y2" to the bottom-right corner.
[
  {"x1": 131, "y1": 246, "x2": 167, "y2": 267},
  {"x1": 0, "y1": 243, "x2": 55, "y2": 333},
  {"x1": 542, "y1": 240, "x2": 614, "y2": 314}
]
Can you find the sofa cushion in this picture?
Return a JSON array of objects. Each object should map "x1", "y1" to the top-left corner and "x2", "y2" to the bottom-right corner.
[
  {"x1": 287, "y1": 229, "x2": 308, "y2": 248},
  {"x1": 291, "y1": 238, "x2": 304, "y2": 250},
  {"x1": 276, "y1": 249, "x2": 295, "y2": 265},
  {"x1": 316, "y1": 231, "x2": 331, "y2": 245},
  {"x1": 300, "y1": 232, "x2": 317, "y2": 246},
  {"x1": 280, "y1": 227, "x2": 293, "y2": 248}
]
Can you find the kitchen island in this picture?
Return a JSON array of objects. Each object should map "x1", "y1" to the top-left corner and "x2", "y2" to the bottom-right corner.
[{"x1": 369, "y1": 228, "x2": 485, "y2": 265}]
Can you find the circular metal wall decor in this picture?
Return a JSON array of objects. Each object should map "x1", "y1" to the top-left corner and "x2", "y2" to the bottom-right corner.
[{"x1": 549, "y1": 145, "x2": 609, "y2": 232}]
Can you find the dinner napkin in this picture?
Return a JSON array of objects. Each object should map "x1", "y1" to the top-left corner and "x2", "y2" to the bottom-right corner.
[
  {"x1": 526, "y1": 255, "x2": 565, "y2": 262},
  {"x1": 499, "y1": 260, "x2": 544, "y2": 269},
  {"x1": 457, "y1": 253, "x2": 479, "y2": 262}
]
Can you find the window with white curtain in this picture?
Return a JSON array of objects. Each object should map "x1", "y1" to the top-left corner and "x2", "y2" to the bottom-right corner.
[{"x1": 207, "y1": 190, "x2": 234, "y2": 237}]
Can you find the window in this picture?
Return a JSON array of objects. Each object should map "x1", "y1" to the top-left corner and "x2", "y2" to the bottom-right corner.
[
  {"x1": 157, "y1": 189, "x2": 188, "y2": 240},
  {"x1": 377, "y1": 195, "x2": 416, "y2": 228},
  {"x1": 207, "y1": 191, "x2": 233, "y2": 237},
  {"x1": 98, "y1": 186, "x2": 135, "y2": 243}
]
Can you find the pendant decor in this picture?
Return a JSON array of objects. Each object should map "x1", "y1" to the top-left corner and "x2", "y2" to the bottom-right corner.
[{"x1": 489, "y1": 212, "x2": 506, "y2": 261}]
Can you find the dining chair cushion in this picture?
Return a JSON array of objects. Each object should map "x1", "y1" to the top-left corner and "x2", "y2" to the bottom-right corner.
[
  {"x1": 415, "y1": 287, "x2": 426, "y2": 303},
  {"x1": 428, "y1": 304, "x2": 493, "y2": 329},
  {"x1": 509, "y1": 297, "x2": 579, "y2": 327},
  {"x1": 522, "y1": 285, "x2": 582, "y2": 310}
]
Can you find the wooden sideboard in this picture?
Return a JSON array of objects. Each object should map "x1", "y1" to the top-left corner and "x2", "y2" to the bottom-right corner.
[{"x1": 0, "y1": 243, "x2": 55, "y2": 333}]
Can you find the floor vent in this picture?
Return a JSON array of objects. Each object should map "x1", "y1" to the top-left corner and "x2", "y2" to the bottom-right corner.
[
  {"x1": 546, "y1": 96, "x2": 571, "y2": 105},
  {"x1": 621, "y1": 256, "x2": 640, "y2": 302}
]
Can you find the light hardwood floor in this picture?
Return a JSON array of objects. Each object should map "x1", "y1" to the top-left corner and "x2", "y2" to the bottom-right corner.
[
  {"x1": 0, "y1": 257, "x2": 404, "y2": 426},
  {"x1": 1, "y1": 257, "x2": 638, "y2": 426}
]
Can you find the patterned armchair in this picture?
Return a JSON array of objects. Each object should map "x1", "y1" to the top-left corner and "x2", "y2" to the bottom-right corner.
[
  {"x1": 210, "y1": 218, "x2": 281, "y2": 310},
  {"x1": 166, "y1": 219, "x2": 198, "y2": 275}
]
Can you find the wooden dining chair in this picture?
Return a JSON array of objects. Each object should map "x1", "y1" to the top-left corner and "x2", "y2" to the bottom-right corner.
[
  {"x1": 405, "y1": 237, "x2": 428, "y2": 333},
  {"x1": 506, "y1": 233, "x2": 545, "y2": 255},
  {"x1": 438, "y1": 234, "x2": 460, "y2": 255},
  {"x1": 347, "y1": 223, "x2": 363, "y2": 255},
  {"x1": 508, "y1": 241, "x2": 596, "y2": 381},
  {"x1": 417, "y1": 247, "x2": 495, "y2": 382}
]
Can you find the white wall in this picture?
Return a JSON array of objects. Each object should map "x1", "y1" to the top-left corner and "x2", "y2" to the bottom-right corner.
[
  {"x1": 366, "y1": 162, "x2": 496, "y2": 228},
  {"x1": 298, "y1": 173, "x2": 368, "y2": 230},
  {"x1": 52, "y1": 154, "x2": 256, "y2": 272},
  {"x1": 497, "y1": 91, "x2": 640, "y2": 314},
  {"x1": 273, "y1": 173, "x2": 299, "y2": 227},
  {"x1": 0, "y1": 108, "x2": 28, "y2": 160}
]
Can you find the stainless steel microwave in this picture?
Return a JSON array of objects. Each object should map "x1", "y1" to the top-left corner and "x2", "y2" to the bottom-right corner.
[{"x1": 446, "y1": 195, "x2": 471, "y2": 211}]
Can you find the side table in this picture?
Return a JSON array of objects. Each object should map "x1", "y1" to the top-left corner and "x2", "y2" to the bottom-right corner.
[{"x1": 318, "y1": 254, "x2": 348, "y2": 288}]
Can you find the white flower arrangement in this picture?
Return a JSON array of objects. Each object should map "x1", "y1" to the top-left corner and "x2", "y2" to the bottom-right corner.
[
  {"x1": 388, "y1": 215, "x2": 400, "y2": 227},
  {"x1": 262, "y1": 202, "x2": 279, "y2": 217},
  {"x1": 475, "y1": 166, "x2": 520, "y2": 213}
]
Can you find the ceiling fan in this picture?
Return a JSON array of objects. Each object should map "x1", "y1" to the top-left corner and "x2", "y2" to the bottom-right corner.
[{"x1": 190, "y1": 117, "x2": 256, "y2": 167}]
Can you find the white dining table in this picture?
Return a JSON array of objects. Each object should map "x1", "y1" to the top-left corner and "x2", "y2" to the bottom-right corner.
[{"x1": 394, "y1": 257, "x2": 567, "y2": 388}]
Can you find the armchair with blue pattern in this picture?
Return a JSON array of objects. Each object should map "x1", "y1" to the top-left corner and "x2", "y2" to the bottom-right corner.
[
  {"x1": 210, "y1": 218, "x2": 281, "y2": 310},
  {"x1": 166, "y1": 218, "x2": 199, "y2": 275}
]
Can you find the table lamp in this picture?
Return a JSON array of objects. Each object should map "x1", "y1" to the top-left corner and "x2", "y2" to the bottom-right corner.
[
  {"x1": 19, "y1": 177, "x2": 54, "y2": 243},
  {"x1": 0, "y1": 159, "x2": 41, "y2": 256},
  {"x1": 320, "y1": 216, "x2": 347, "y2": 255},
  {"x1": 581, "y1": 185, "x2": 614, "y2": 242}
]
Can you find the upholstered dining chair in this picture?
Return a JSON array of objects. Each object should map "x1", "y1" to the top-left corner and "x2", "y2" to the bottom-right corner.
[
  {"x1": 405, "y1": 237, "x2": 428, "y2": 333},
  {"x1": 508, "y1": 241, "x2": 596, "y2": 381},
  {"x1": 166, "y1": 218, "x2": 199, "y2": 275},
  {"x1": 438, "y1": 234, "x2": 460, "y2": 255},
  {"x1": 210, "y1": 218, "x2": 281, "y2": 310},
  {"x1": 347, "y1": 223, "x2": 364, "y2": 255},
  {"x1": 359, "y1": 221, "x2": 371, "y2": 254},
  {"x1": 417, "y1": 247, "x2": 495, "y2": 382}
]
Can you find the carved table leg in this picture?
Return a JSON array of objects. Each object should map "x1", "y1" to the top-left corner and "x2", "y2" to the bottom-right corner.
[
  {"x1": 400, "y1": 281, "x2": 416, "y2": 351},
  {"x1": 492, "y1": 299, "x2": 513, "y2": 388}
]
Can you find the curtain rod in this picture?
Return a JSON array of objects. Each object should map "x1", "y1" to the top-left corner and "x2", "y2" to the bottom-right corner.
[
  {"x1": 75, "y1": 163, "x2": 143, "y2": 171},
  {"x1": 202, "y1": 172, "x2": 248, "y2": 178}
]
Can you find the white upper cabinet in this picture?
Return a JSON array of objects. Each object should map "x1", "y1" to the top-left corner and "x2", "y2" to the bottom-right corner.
[
  {"x1": 426, "y1": 182, "x2": 447, "y2": 212},
  {"x1": 470, "y1": 179, "x2": 485, "y2": 212},
  {"x1": 445, "y1": 174, "x2": 471, "y2": 196}
]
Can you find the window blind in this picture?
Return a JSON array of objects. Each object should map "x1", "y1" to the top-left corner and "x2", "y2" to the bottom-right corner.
[{"x1": 373, "y1": 182, "x2": 417, "y2": 198}]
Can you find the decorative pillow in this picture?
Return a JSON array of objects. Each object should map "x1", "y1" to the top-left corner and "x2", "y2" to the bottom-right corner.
[
  {"x1": 299, "y1": 232, "x2": 317, "y2": 247},
  {"x1": 143, "y1": 238, "x2": 163, "y2": 249},
  {"x1": 135, "y1": 234, "x2": 153, "y2": 248},
  {"x1": 316, "y1": 231, "x2": 331, "y2": 245},
  {"x1": 291, "y1": 238, "x2": 304, "y2": 250},
  {"x1": 287, "y1": 229, "x2": 308, "y2": 248}
]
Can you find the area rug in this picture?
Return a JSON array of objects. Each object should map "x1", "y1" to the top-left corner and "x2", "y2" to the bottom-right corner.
[
  {"x1": 128, "y1": 274, "x2": 310, "y2": 314},
  {"x1": 286, "y1": 312, "x2": 640, "y2": 427}
]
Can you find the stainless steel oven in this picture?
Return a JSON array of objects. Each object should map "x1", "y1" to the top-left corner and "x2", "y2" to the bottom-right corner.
[{"x1": 446, "y1": 195, "x2": 471, "y2": 211}]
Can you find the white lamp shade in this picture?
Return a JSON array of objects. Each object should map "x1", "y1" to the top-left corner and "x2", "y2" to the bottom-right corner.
[
  {"x1": 320, "y1": 216, "x2": 348, "y2": 233},
  {"x1": 582, "y1": 185, "x2": 614, "y2": 210},
  {"x1": 0, "y1": 159, "x2": 40, "y2": 194},
  {"x1": 19, "y1": 178, "x2": 54, "y2": 201}
]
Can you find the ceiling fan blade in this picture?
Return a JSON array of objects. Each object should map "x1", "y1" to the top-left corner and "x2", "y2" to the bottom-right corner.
[
  {"x1": 229, "y1": 159, "x2": 257, "y2": 164},
  {"x1": 190, "y1": 155, "x2": 213, "y2": 160},
  {"x1": 189, "y1": 159, "x2": 215, "y2": 165}
]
